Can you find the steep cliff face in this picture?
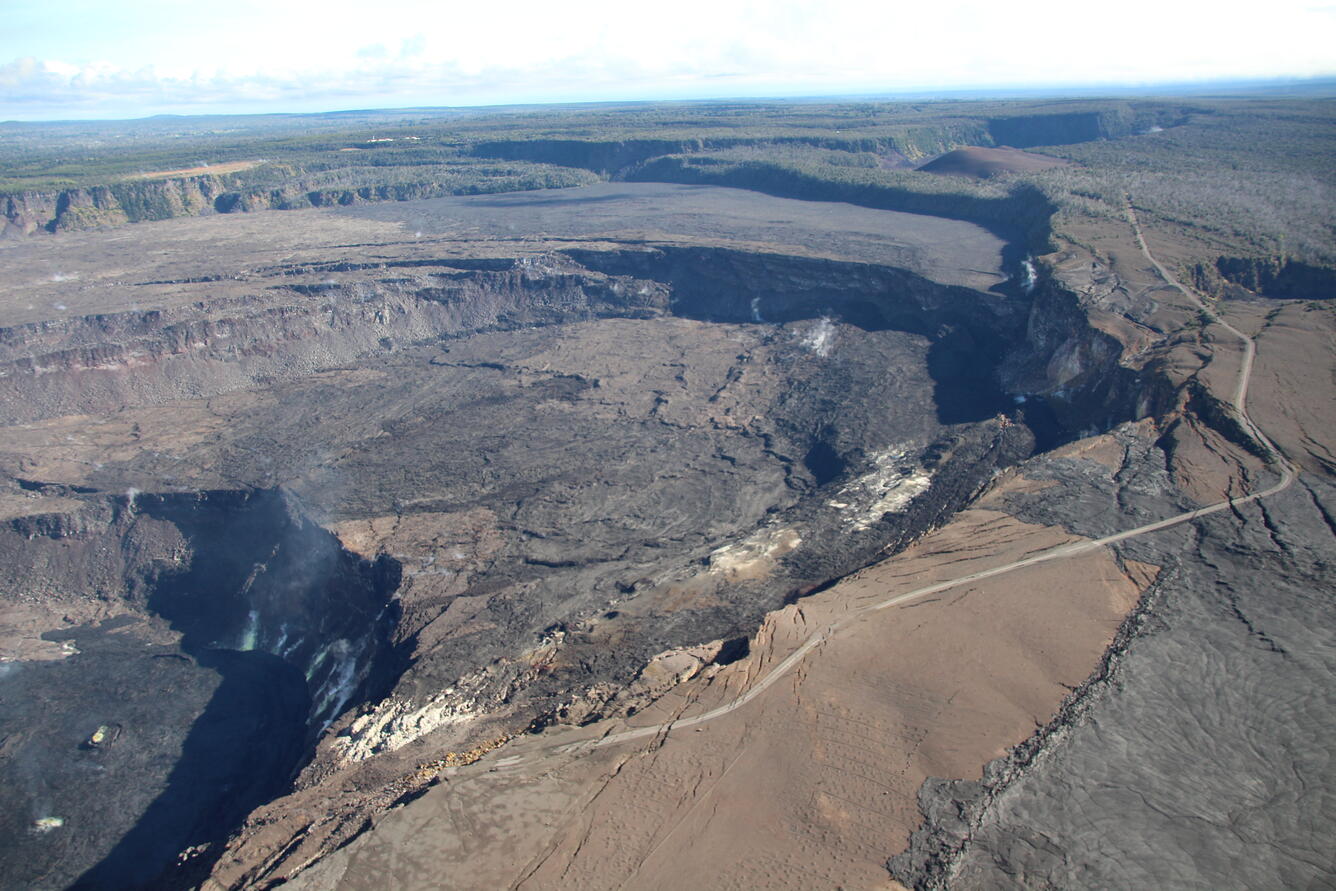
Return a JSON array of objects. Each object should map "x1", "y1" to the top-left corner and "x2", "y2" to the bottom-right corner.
[
  {"x1": 470, "y1": 137, "x2": 714, "y2": 174},
  {"x1": 1192, "y1": 255, "x2": 1336, "y2": 300},
  {"x1": 1, "y1": 171, "x2": 601, "y2": 236},
  {"x1": 568, "y1": 244, "x2": 1017, "y2": 330},
  {"x1": 0, "y1": 488, "x2": 402, "y2": 889},
  {"x1": 985, "y1": 105, "x2": 1194, "y2": 148},
  {"x1": 50, "y1": 185, "x2": 132, "y2": 230},
  {"x1": 0, "y1": 259, "x2": 670, "y2": 424},
  {"x1": 211, "y1": 176, "x2": 599, "y2": 214},
  {"x1": 1, "y1": 175, "x2": 231, "y2": 234},
  {"x1": 464, "y1": 129, "x2": 993, "y2": 175},
  {"x1": 1, "y1": 191, "x2": 60, "y2": 236},
  {"x1": 0, "y1": 241, "x2": 1169, "y2": 439},
  {"x1": 1000, "y1": 277, "x2": 1177, "y2": 440},
  {"x1": 625, "y1": 157, "x2": 1057, "y2": 251},
  {"x1": 108, "y1": 177, "x2": 226, "y2": 227},
  {"x1": 569, "y1": 245, "x2": 1031, "y2": 423}
]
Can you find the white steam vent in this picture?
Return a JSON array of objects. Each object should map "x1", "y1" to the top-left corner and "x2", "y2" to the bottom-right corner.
[
  {"x1": 799, "y1": 317, "x2": 837, "y2": 357},
  {"x1": 1020, "y1": 257, "x2": 1038, "y2": 295}
]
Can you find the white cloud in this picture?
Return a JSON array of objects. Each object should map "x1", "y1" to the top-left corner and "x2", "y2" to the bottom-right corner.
[{"x1": 2, "y1": 0, "x2": 1334, "y2": 118}]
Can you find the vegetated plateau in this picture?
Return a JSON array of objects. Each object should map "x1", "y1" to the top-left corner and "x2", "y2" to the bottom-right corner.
[{"x1": 0, "y1": 92, "x2": 1332, "y2": 890}]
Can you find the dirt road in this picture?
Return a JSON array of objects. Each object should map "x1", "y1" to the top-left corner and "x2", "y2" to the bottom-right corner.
[{"x1": 518, "y1": 200, "x2": 1297, "y2": 760}]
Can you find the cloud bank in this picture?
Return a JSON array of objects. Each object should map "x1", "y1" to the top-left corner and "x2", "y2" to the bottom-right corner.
[{"x1": 3, "y1": 0, "x2": 1334, "y2": 119}]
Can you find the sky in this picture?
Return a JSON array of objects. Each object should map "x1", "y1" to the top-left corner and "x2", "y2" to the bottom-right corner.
[{"x1": 2, "y1": 0, "x2": 1335, "y2": 120}]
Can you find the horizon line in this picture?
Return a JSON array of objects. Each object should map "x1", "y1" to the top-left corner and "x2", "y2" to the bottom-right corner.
[{"x1": 4, "y1": 74, "x2": 1335, "y2": 126}]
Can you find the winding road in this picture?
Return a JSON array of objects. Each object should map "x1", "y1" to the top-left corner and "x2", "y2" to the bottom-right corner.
[{"x1": 526, "y1": 198, "x2": 1299, "y2": 759}]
